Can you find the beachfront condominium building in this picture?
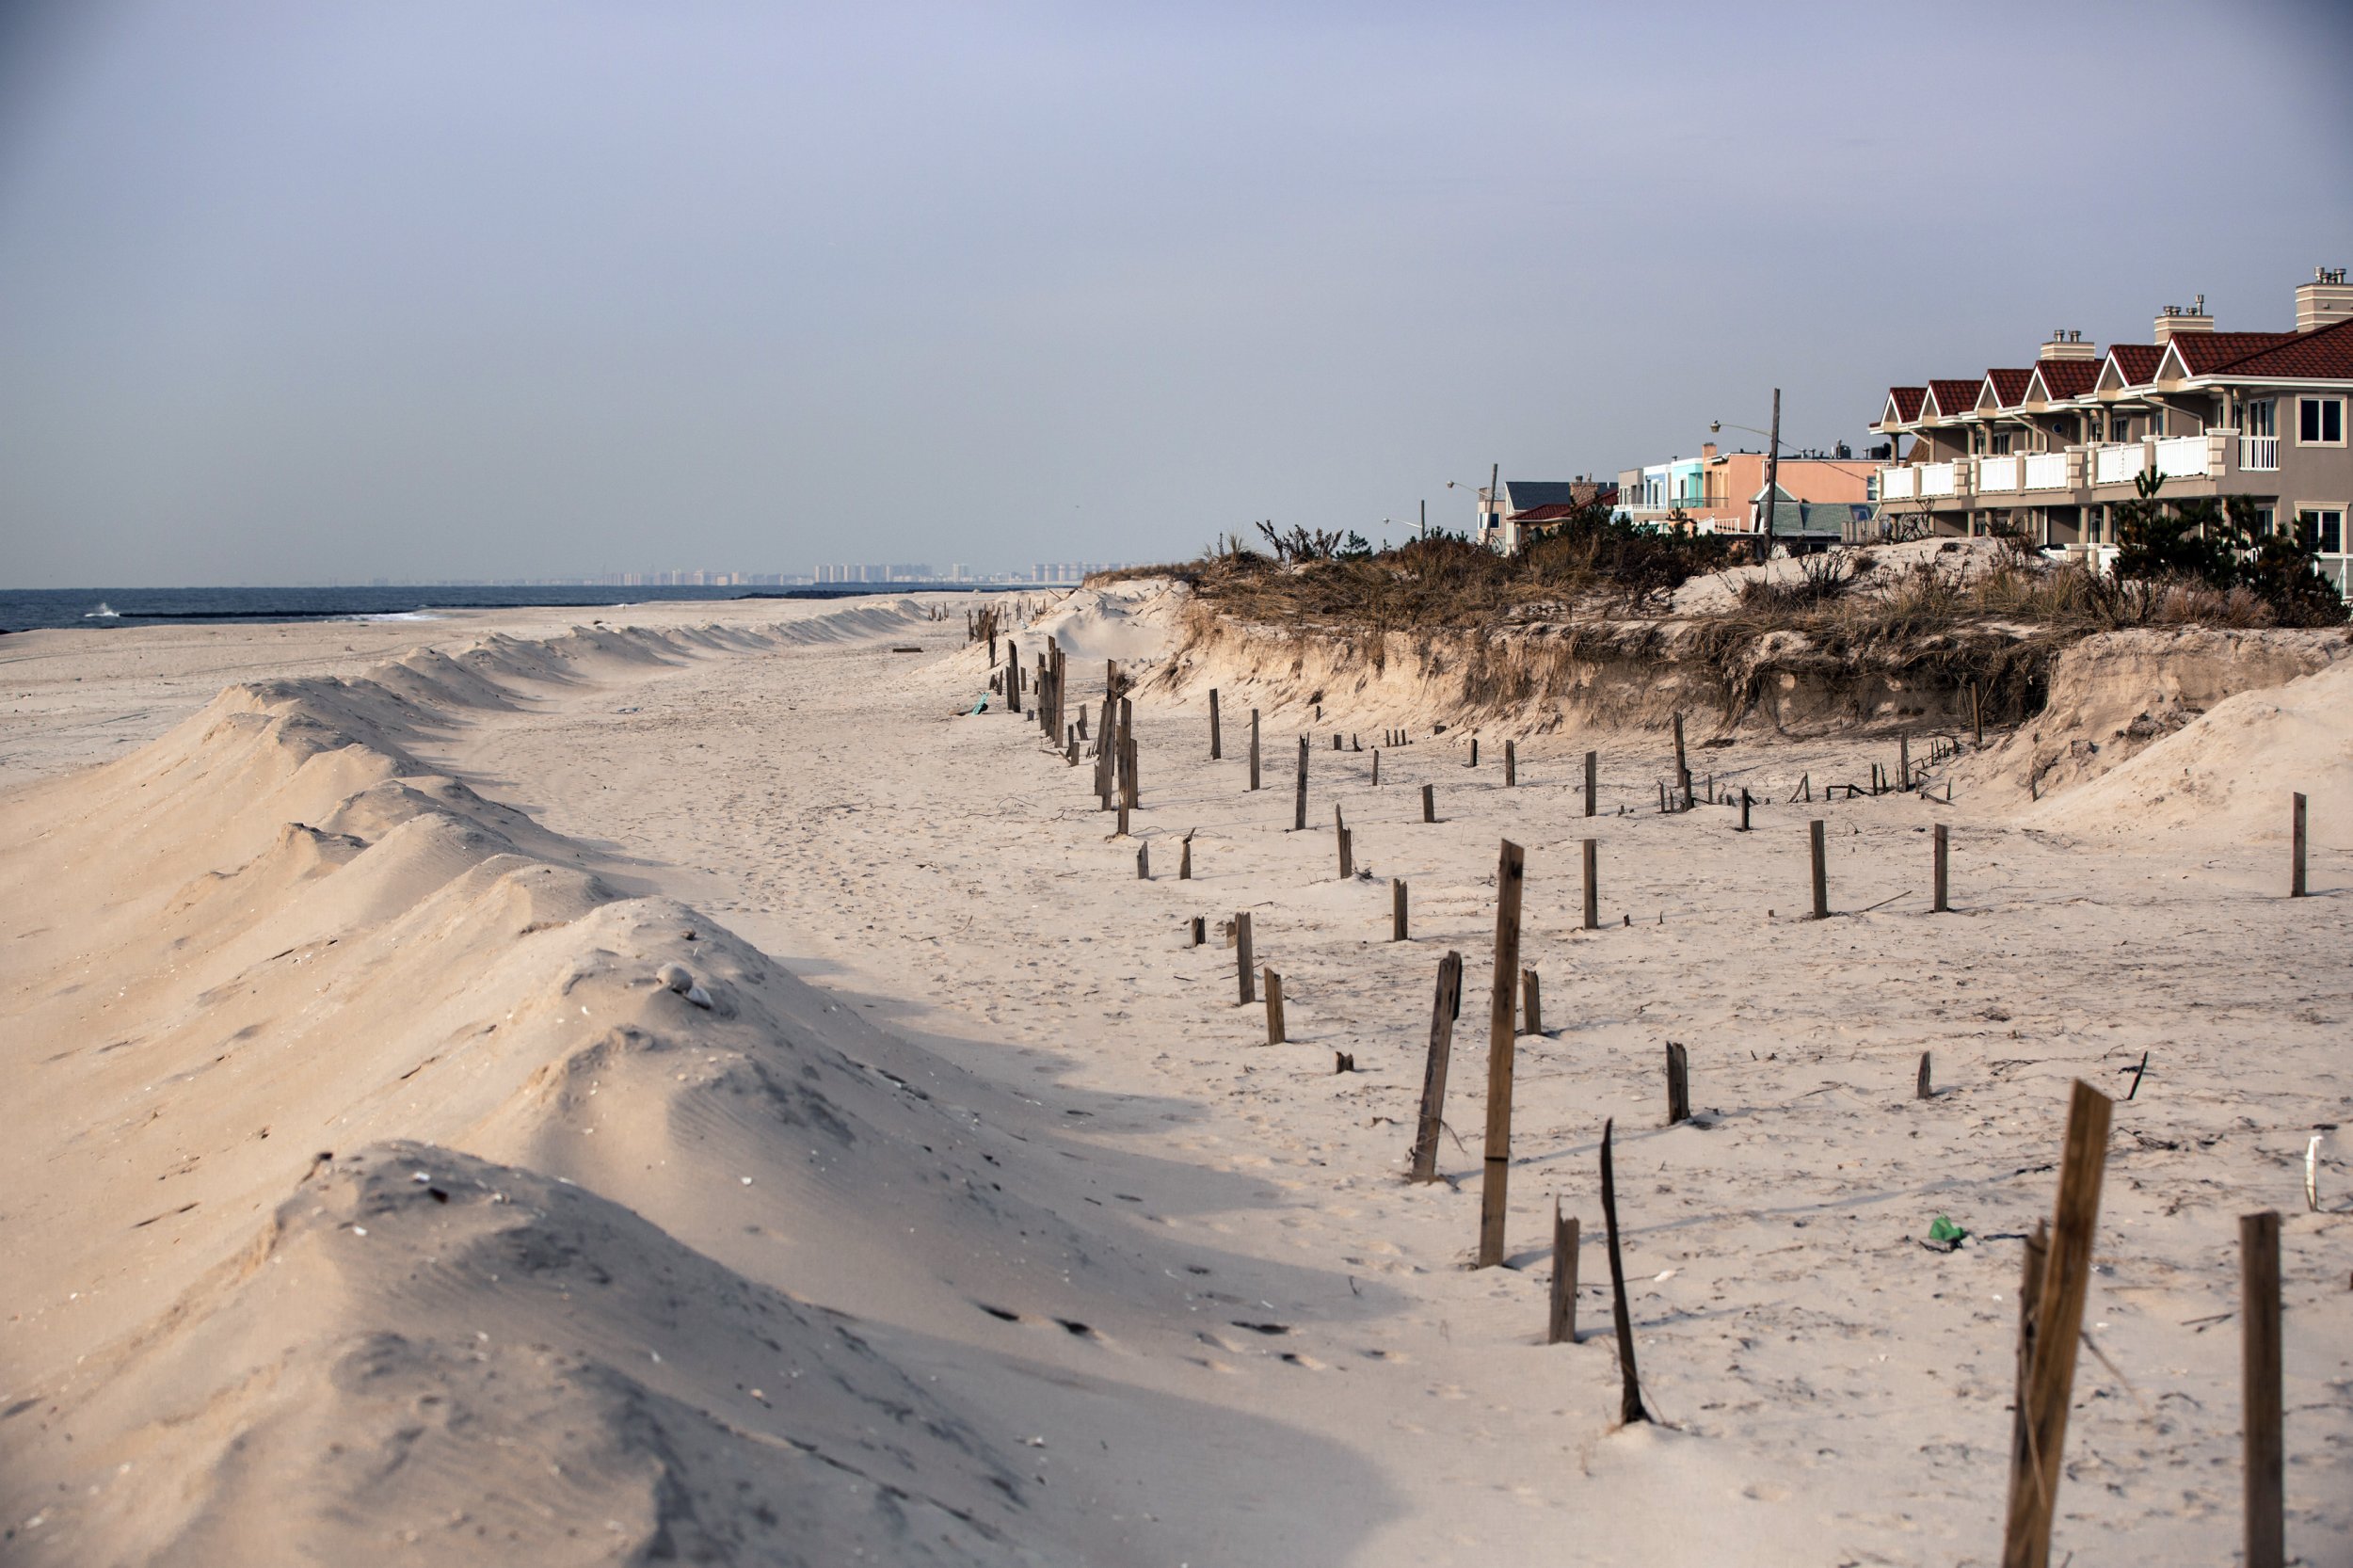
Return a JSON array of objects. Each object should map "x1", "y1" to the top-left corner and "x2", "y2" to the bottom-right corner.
[
  {"x1": 1870, "y1": 267, "x2": 2353, "y2": 586},
  {"x1": 1614, "y1": 443, "x2": 1874, "y2": 545}
]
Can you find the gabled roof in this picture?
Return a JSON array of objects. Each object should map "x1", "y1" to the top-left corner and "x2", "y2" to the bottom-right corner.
[
  {"x1": 1978, "y1": 368, "x2": 2033, "y2": 410},
  {"x1": 1502, "y1": 480, "x2": 1611, "y2": 515},
  {"x1": 2024, "y1": 359, "x2": 2100, "y2": 404},
  {"x1": 1921, "y1": 379, "x2": 1981, "y2": 420},
  {"x1": 2098, "y1": 344, "x2": 2165, "y2": 392},
  {"x1": 2196, "y1": 317, "x2": 2353, "y2": 381},
  {"x1": 1880, "y1": 387, "x2": 1927, "y2": 426},
  {"x1": 2158, "y1": 331, "x2": 2299, "y2": 380}
]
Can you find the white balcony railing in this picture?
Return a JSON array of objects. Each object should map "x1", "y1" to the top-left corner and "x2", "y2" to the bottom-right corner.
[
  {"x1": 2024, "y1": 452, "x2": 2070, "y2": 490},
  {"x1": 2154, "y1": 435, "x2": 2210, "y2": 479},
  {"x1": 1919, "y1": 461, "x2": 1959, "y2": 497},
  {"x1": 2241, "y1": 435, "x2": 2280, "y2": 471},
  {"x1": 1977, "y1": 455, "x2": 2021, "y2": 492},
  {"x1": 1879, "y1": 465, "x2": 1915, "y2": 500},
  {"x1": 2093, "y1": 443, "x2": 2146, "y2": 486}
]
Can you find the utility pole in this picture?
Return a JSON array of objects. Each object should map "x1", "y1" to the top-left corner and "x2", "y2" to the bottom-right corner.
[
  {"x1": 1489, "y1": 460, "x2": 1501, "y2": 552},
  {"x1": 1419, "y1": 498, "x2": 1426, "y2": 539},
  {"x1": 1760, "y1": 389, "x2": 1783, "y2": 560}
]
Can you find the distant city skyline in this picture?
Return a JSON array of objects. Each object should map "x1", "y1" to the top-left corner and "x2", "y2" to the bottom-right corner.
[{"x1": 3, "y1": 0, "x2": 2348, "y2": 587}]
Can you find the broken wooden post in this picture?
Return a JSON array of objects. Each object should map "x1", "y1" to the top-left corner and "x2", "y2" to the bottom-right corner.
[
  {"x1": 1599, "y1": 1118, "x2": 1649, "y2": 1424},
  {"x1": 1584, "y1": 749, "x2": 1597, "y2": 817},
  {"x1": 1337, "y1": 826, "x2": 1353, "y2": 880},
  {"x1": 1504, "y1": 739, "x2": 1516, "y2": 786},
  {"x1": 1332, "y1": 733, "x2": 1341, "y2": 751},
  {"x1": 1476, "y1": 839, "x2": 1527, "y2": 1269},
  {"x1": 1520, "y1": 968, "x2": 1542, "y2": 1037},
  {"x1": 1372, "y1": 749, "x2": 1380, "y2": 786},
  {"x1": 1209, "y1": 688, "x2": 1222, "y2": 760},
  {"x1": 1235, "y1": 912, "x2": 1255, "y2": 1004},
  {"x1": 1190, "y1": 915, "x2": 1206, "y2": 947},
  {"x1": 1899, "y1": 734, "x2": 1912, "y2": 790},
  {"x1": 2242, "y1": 1209, "x2": 2284, "y2": 1568},
  {"x1": 1248, "y1": 709, "x2": 1261, "y2": 791},
  {"x1": 1294, "y1": 736, "x2": 1308, "y2": 831},
  {"x1": 1264, "y1": 969, "x2": 1286, "y2": 1045},
  {"x1": 1582, "y1": 838, "x2": 1598, "y2": 931},
  {"x1": 1136, "y1": 843, "x2": 1149, "y2": 879},
  {"x1": 2291, "y1": 792, "x2": 2308, "y2": 898},
  {"x1": 1469, "y1": 737, "x2": 1479, "y2": 768},
  {"x1": 1673, "y1": 712, "x2": 1691, "y2": 808},
  {"x1": 1422, "y1": 783, "x2": 1435, "y2": 824},
  {"x1": 1179, "y1": 833, "x2": 1193, "y2": 880},
  {"x1": 1665, "y1": 1042, "x2": 1689, "y2": 1125},
  {"x1": 1657, "y1": 780, "x2": 1667, "y2": 814},
  {"x1": 2000, "y1": 1080, "x2": 2114, "y2": 1568},
  {"x1": 1933, "y1": 823, "x2": 1950, "y2": 912},
  {"x1": 1810, "y1": 819, "x2": 1829, "y2": 920},
  {"x1": 1738, "y1": 788, "x2": 1752, "y2": 832},
  {"x1": 1408, "y1": 952, "x2": 1463, "y2": 1181},
  {"x1": 1391, "y1": 878, "x2": 1408, "y2": 940},
  {"x1": 1546, "y1": 1200, "x2": 1579, "y2": 1346},
  {"x1": 1916, "y1": 1049, "x2": 1932, "y2": 1099}
]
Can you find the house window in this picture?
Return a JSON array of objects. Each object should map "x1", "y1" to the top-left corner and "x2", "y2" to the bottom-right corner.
[
  {"x1": 2298, "y1": 397, "x2": 2345, "y2": 445},
  {"x1": 1991, "y1": 432, "x2": 2012, "y2": 456},
  {"x1": 2300, "y1": 508, "x2": 2345, "y2": 554},
  {"x1": 2250, "y1": 504, "x2": 2276, "y2": 537},
  {"x1": 2245, "y1": 399, "x2": 2275, "y2": 438}
]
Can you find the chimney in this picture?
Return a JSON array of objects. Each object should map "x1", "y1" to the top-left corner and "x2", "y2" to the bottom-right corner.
[
  {"x1": 2297, "y1": 265, "x2": 2353, "y2": 333},
  {"x1": 1701, "y1": 441, "x2": 1718, "y2": 462},
  {"x1": 2153, "y1": 296, "x2": 2214, "y2": 344},
  {"x1": 2038, "y1": 328, "x2": 2095, "y2": 361}
]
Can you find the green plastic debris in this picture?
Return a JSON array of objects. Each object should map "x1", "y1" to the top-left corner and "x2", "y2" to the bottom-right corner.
[{"x1": 1927, "y1": 1214, "x2": 1967, "y2": 1246}]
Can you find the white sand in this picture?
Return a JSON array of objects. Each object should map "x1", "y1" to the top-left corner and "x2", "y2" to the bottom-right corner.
[{"x1": 2, "y1": 590, "x2": 2347, "y2": 1565}]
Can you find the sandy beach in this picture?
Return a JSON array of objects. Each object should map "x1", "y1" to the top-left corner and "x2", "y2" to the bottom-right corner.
[{"x1": 2, "y1": 586, "x2": 2347, "y2": 1566}]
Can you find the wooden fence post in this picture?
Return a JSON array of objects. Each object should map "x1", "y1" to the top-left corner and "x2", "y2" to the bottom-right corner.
[
  {"x1": 1264, "y1": 969, "x2": 1286, "y2": 1044},
  {"x1": 1810, "y1": 820, "x2": 1829, "y2": 920},
  {"x1": 1582, "y1": 838, "x2": 1598, "y2": 930},
  {"x1": 1179, "y1": 833, "x2": 1193, "y2": 880},
  {"x1": 1209, "y1": 688, "x2": 1222, "y2": 760},
  {"x1": 1337, "y1": 826, "x2": 1353, "y2": 879},
  {"x1": 1249, "y1": 709, "x2": 1261, "y2": 791},
  {"x1": 2242, "y1": 1209, "x2": 2284, "y2": 1568},
  {"x1": 1477, "y1": 839, "x2": 1527, "y2": 1269},
  {"x1": 1933, "y1": 823, "x2": 1950, "y2": 912},
  {"x1": 1136, "y1": 843, "x2": 1149, "y2": 879},
  {"x1": 1584, "y1": 749, "x2": 1597, "y2": 817},
  {"x1": 1916, "y1": 1049, "x2": 1932, "y2": 1099},
  {"x1": 1599, "y1": 1118, "x2": 1649, "y2": 1424},
  {"x1": 1505, "y1": 739, "x2": 1516, "y2": 786},
  {"x1": 1738, "y1": 787, "x2": 1752, "y2": 832},
  {"x1": 1470, "y1": 737, "x2": 1479, "y2": 768},
  {"x1": 1294, "y1": 736, "x2": 1308, "y2": 831},
  {"x1": 1547, "y1": 1201, "x2": 1579, "y2": 1346},
  {"x1": 2291, "y1": 792, "x2": 2308, "y2": 898},
  {"x1": 1392, "y1": 878, "x2": 1408, "y2": 940},
  {"x1": 1898, "y1": 734, "x2": 1911, "y2": 790},
  {"x1": 1673, "y1": 712, "x2": 1690, "y2": 808},
  {"x1": 1190, "y1": 915, "x2": 1206, "y2": 947},
  {"x1": 1408, "y1": 952, "x2": 1463, "y2": 1181},
  {"x1": 1372, "y1": 749, "x2": 1380, "y2": 786},
  {"x1": 1520, "y1": 968, "x2": 1542, "y2": 1036},
  {"x1": 1235, "y1": 912, "x2": 1255, "y2": 1004},
  {"x1": 1422, "y1": 783, "x2": 1435, "y2": 824},
  {"x1": 1970, "y1": 680, "x2": 1984, "y2": 747},
  {"x1": 2001, "y1": 1080, "x2": 2114, "y2": 1568},
  {"x1": 1665, "y1": 1042, "x2": 1689, "y2": 1125}
]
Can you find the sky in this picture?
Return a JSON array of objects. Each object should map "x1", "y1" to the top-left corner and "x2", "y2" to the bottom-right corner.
[{"x1": 2, "y1": 0, "x2": 2350, "y2": 587}]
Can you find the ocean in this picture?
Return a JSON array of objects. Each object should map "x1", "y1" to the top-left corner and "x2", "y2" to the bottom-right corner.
[{"x1": 0, "y1": 584, "x2": 984, "y2": 635}]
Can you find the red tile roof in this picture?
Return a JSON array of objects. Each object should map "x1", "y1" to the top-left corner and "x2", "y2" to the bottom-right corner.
[
  {"x1": 2106, "y1": 344, "x2": 2163, "y2": 386},
  {"x1": 1924, "y1": 379, "x2": 1980, "y2": 418},
  {"x1": 2166, "y1": 331, "x2": 2299, "y2": 376},
  {"x1": 2026, "y1": 359, "x2": 2100, "y2": 401},
  {"x1": 1983, "y1": 368, "x2": 2032, "y2": 408},
  {"x1": 1882, "y1": 386, "x2": 1926, "y2": 423},
  {"x1": 2202, "y1": 317, "x2": 2353, "y2": 380}
]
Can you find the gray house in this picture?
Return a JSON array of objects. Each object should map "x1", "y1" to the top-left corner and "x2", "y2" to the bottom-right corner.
[{"x1": 1869, "y1": 268, "x2": 2353, "y2": 586}]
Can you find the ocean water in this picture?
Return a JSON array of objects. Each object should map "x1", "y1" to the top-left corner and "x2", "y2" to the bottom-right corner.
[{"x1": 0, "y1": 584, "x2": 965, "y2": 635}]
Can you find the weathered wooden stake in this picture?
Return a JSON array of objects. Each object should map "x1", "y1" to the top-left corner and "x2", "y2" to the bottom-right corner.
[
  {"x1": 1584, "y1": 749, "x2": 1597, "y2": 817},
  {"x1": 1470, "y1": 737, "x2": 1479, "y2": 768},
  {"x1": 1372, "y1": 749, "x2": 1381, "y2": 786},
  {"x1": 1235, "y1": 912, "x2": 1255, "y2": 1005},
  {"x1": 1209, "y1": 688, "x2": 1222, "y2": 760},
  {"x1": 1136, "y1": 843, "x2": 1149, "y2": 879},
  {"x1": 1581, "y1": 838, "x2": 1599, "y2": 931},
  {"x1": 1422, "y1": 783, "x2": 1435, "y2": 824},
  {"x1": 1504, "y1": 739, "x2": 1516, "y2": 786},
  {"x1": 1738, "y1": 787, "x2": 1752, "y2": 832},
  {"x1": 2291, "y1": 792, "x2": 2308, "y2": 897},
  {"x1": 1933, "y1": 823, "x2": 1949, "y2": 912},
  {"x1": 1673, "y1": 712, "x2": 1691, "y2": 808},
  {"x1": 1898, "y1": 734, "x2": 1912, "y2": 790},
  {"x1": 1665, "y1": 1042, "x2": 1689, "y2": 1125},
  {"x1": 1916, "y1": 1049, "x2": 1932, "y2": 1099},
  {"x1": 1264, "y1": 969, "x2": 1286, "y2": 1044},
  {"x1": 1520, "y1": 968, "x2": 1542, "y2": 1036},
  {"x1": 2242, "y1": 1209, "x2": 2284, "y2": 1568},
  {"x1": 1391, "y1": 878, "x2": 1408, "y2": 940},
  {"x1": 1547, "y1": 1202, "x2": 1579, "y2": 1346},
  {"x1": 2000, "y1": 1080, "x2": 2114, "y2": 1568},
  {"x1": 1810, "y1": 819, "x2": 1829, "y2": 920},
  {"x1": 1249, "y1": 710, "x2": 1261, "y2": 791},
  {"x1": 1408, "y1": 952, "x2": 1463, "y2": 1181},
  {"x1": 1294, "y1": 736, "x2": 1308, "y2": 831},
  {"x1": 1190, "y1": 915, "x2": 1206, "y2": 947},
  {"x1": 1337, "y1": 826, "x2": 1353, "y2": 879},
  {"x1": 1476, "y1": 839, "x2": 1527, "y2": 1269},
  {"x1": 1179, "y1": 833, "x2": 1193, "y2": 880},
  {"x1": 1599, "y1": 1118, "x2": 1649, "y2": 1424}
]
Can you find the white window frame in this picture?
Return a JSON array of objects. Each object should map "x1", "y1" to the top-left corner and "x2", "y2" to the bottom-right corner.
[
  {"x1": 2297, "y1": 396, "x2": 2345, "y2": 447},
  {"x1": 2297, "y1": 505, "x2": 2346, "y2": 556}
]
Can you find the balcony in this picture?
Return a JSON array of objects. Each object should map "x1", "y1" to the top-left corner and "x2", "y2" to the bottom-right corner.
[
  {"x1": 2153, "y1": 435, "x2": 2211, "y2": 479},
  {"x1": 1977, "y1": 455, "x2": 2021, "y2": 493},
  {"x1": 2024, "y1": 452, "x2": 2070, "y2": 490},
  {"x1": 1879, "y1": 465, "x2": 1915, "y2": 500},
  {"x1": 2241, "y1": 434, "x2": 2280, "y2": 472},
  {"x1": 2092, "y1": 443, "x2": 2147, "y2": 486},
  {"x1": 1919, "y1": 461, "x2": 1961, "y2": 498}
]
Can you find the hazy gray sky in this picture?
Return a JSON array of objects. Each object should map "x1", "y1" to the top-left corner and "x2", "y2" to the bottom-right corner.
[{"x1": 4, "y1": 0, "x2": 2349, "y2": 586}]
